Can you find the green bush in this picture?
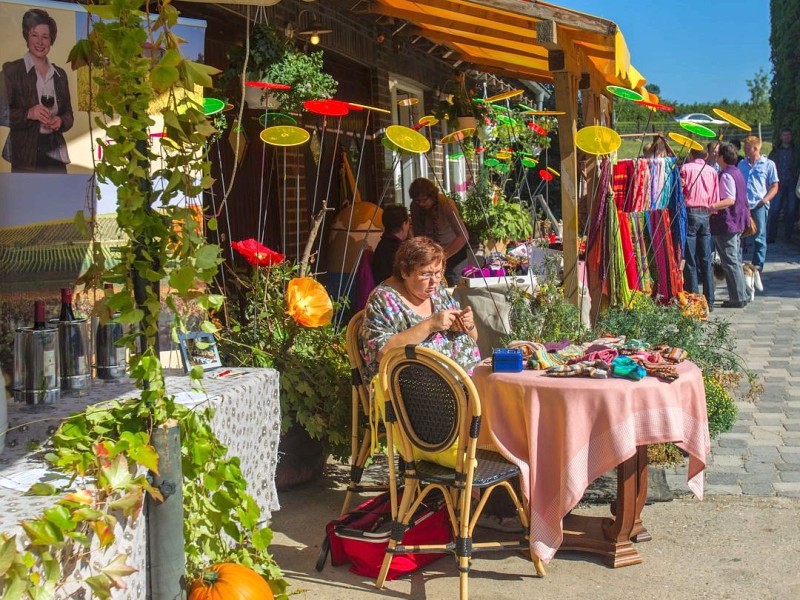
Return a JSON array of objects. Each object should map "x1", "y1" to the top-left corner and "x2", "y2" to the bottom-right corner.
[{"x1": 704, "y1": 375, "x2": 738, "y2": 439}]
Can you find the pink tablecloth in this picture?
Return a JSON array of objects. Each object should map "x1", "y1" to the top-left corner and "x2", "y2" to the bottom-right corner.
[{"x1": 471, "y1": 360, "x2": 710, "y2": 563}]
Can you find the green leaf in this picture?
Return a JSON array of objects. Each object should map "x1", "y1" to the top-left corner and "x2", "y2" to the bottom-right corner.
[
  {"x1": 251, "y1": 526, "x2": 273, "y2": 551},
  {"x1": 127, "y1": 443, "x2": 159, "y2": 473},
  {"x1": 169, "y1": 266, "x2": 196, "y2": 295},
  {"x1": 101, "y1": 553, "x2": 138, "y2": 590},
  {"x1": 116, "y1": 308, "x2": 146, "y2": 325},
  {"x1": 100, "y1": 455, "x2": 133, "y2": 491},
  {"x1": 84, "y1": 4, "x2": 118, "y2": 20},
  {"x1": 0, "y1": 574, "x2": 26, "y2": 600},
  {"x1": 42, "y1": 505, "x2": 76, "y2": 532},
  {"x1": 25, "y1": 482, "x2": 57, "y2": 496},
  {"x1": 194, "y1": 244, "x2": 221, "y2": 269},
  {"x1": 207, "y1": 217, "x2": 218, "y2": 231},
  {"x1": 0, "y1": 536, "x2": 17, "y2": 576},
  {"x1": 20, "y1": 520, "x2": 63, "y2": 547},
  {"x1": 181, "y1": 59, "x2": 220, "y2": 89},
  {"x1": 85, "y1": 574, "x2": 113, "y2": 600},
  {"x1": 200, "y1": 320, "x2": 218, "y2": 334},
  {"x1": 108, "y1": 490, "x2": 144, "y2": 518},
  {"x1": 150, "y1": 64, "x2": 180, "y2": 93},
  {"x1": 159, "y1": 48, "x2": 182, "y2": 68}
]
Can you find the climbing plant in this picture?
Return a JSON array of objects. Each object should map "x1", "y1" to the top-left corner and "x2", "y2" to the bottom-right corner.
[{"x1": 0, "y1": 1, "x2": 285, "y2": 598}]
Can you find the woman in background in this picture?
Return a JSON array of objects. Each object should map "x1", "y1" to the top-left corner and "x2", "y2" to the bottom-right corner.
[
  {"x1": 408, "y1": 178, "x2": 469, "y2": 285},
  {"x1": 2, "y1": 8, "x2": 73, "y2": 173}
]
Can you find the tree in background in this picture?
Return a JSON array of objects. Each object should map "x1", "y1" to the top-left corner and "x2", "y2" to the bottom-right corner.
[
  {"x1": 746, "y1": 67, "x2": 772, "y2": 127},
  {"x1": 770, "y1": 0, "x2": 800, "y2": 136}
]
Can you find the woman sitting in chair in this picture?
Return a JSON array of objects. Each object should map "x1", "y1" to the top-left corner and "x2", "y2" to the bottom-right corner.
[
  {"x1": 360, "y1": 236, "x2": 480, "y2": 383},
  {"x1": 360, "y1": 237, "x2": 480, "y2": 469}
]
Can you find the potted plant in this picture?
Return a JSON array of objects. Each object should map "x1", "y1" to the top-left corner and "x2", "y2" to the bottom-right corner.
[
  {"x1": 432, "y1": 70, "x2": 490, "y2": 130},
  {"x1": 458, "y1": 175, "x2": 534, "y2": 252},
  {"x1": 217, "y1": 23, "x2": 292, "y2": 108},
  {"x1": 216, "y1": 240, "x2": 351, "y2": 488},
  {"x1": 264, "y1": 49, "x2": 338, "y2": 113}
]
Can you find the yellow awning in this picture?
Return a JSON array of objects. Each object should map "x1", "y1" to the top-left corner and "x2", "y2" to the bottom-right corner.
[{"x1": 366, "y1": 0, "x2": 650, "y2": 99}]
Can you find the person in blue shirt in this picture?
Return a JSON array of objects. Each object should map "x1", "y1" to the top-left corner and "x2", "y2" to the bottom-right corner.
[{"x1": 739, "y1": 136, "x2": 779, "y2": 271}]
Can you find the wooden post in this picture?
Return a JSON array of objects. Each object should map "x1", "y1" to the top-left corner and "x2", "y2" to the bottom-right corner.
[
  {"x1": 147, "y1": 420, "x2": 186, "y2": 600},
  {"x1": 553, "y1": 67, "x2": 580, "y2": 306}
]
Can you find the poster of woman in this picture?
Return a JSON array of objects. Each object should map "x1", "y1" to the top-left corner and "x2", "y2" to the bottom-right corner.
[{"x1": 2, "y1": 7, "x2": 73, "y2": 173}]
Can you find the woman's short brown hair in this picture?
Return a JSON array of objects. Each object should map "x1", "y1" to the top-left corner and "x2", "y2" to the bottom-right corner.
[
  {"x1": 22, "y1": 9, "x2": 57, "y2": 44},
  {"x1": 393, "y1": 236, "x2": 445, "y2": 278}
]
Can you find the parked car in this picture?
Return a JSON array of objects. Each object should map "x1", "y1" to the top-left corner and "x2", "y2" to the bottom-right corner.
[{"x1": 673, "y1": 112, "x2": 727, "y2": 125}]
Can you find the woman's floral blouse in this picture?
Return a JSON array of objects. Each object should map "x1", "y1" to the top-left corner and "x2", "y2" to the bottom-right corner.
[{"x1": 359, "y1": 282, "x2": 481, "y2": 382}]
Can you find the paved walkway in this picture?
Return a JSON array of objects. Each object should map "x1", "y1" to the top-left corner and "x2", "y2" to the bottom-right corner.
[{"x1": 665, "y1": 239, "x2": 800, "y2": 498}]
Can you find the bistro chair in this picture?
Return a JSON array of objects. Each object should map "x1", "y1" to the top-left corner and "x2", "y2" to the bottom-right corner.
[
  {"x1": 376, "y1": 345, "x2": 545, "y2": 599},
  {"x1": 340, "y1": 309, "x2": 391, "y2": 514}
]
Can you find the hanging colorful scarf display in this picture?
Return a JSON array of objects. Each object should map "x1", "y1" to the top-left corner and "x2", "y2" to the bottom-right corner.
[{"x1": 590, "y1": 156, "x2": 686, "y2": 308}]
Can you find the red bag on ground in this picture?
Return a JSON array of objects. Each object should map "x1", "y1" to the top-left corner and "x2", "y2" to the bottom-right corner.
[{"x1": 316, "y1": 489, "x2": 451, "y2": 580}]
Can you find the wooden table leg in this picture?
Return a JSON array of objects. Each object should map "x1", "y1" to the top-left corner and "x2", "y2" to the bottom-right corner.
[
  {"x1": 561, "y1": 452, "x2": 642, "y2": 568},
  {"x1": 631, "y1": 445, "x2": 652, "y2": 542}
]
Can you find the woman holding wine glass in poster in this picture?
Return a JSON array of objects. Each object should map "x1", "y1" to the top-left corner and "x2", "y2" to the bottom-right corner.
[{"x1": 2, "y1": 8, "x2": 72, "y2": 173}]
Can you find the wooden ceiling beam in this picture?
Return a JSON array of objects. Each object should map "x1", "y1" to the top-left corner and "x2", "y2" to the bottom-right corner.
[
  {"x1": 455, "y1": 58, "x2": 550, "y2": 82},
  {"x1": 412, "y1": 0, "x2": 537, "y2": 30},
  {"x1": 410, "y1": 26, "x2": 548, "y2": 60},
  {"x1": 366, "y1": 3, "x2": 532, "y2": 40},
  {"x1": 464, "y1": 0, "x2": 617, "y2": 36}
]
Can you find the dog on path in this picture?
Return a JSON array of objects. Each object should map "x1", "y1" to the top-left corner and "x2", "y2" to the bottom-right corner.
[{"x1": 712, "y1": 260, "x2": 763, "y2": 302}]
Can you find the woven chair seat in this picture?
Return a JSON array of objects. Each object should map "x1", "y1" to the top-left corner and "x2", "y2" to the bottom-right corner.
[{"x1": 415, "y1": 449, "x2": 520, "y2": 487}]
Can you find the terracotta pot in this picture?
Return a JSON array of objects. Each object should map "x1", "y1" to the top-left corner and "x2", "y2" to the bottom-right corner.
[
  {"x1": 457, "y1": 116, "x2": 477, "y2": 130},
  {"x1": 274, "y1": 421, "x2": 327, "y2": 491}
]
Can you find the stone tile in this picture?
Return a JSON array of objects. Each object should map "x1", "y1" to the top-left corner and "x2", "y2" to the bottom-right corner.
[
  {"x1": 773, "y1": 483, "x2": 800, "y2": 497},
  {"x1": 778, "y1": 471, "x2": 800, "y2": 482},
  {"x1": 740, "y1": 483, "x2": 775, "y2": 495},
  {"x1": 705, "y1": 484, "x2": 742, "y2": 495}
]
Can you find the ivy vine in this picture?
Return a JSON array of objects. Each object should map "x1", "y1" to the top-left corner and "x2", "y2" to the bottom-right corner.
[{"x1": 0, "y1": 1, "x2": 286, "y2": 597}]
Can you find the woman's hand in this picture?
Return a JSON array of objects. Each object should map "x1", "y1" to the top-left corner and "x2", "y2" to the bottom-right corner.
[
  {"x1": 429, "y1": 309, "x2": 460, "y2": 332},
  {"x1": 27, "y1": 104, "x2": 51, "y2": 125},
  {"x1": 48, "y1": 115, "x2": 62, "y2": 131},
  {"x1": 456, "y1": 306, "x2": 475, "y2": 333}
]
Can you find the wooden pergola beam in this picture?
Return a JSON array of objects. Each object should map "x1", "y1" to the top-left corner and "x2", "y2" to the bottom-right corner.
[
  {"x1": 465, "y1": 0, "x2": 618, "y2": 36},
  {"x1": 411, "y1": 25, "x2": 549, "y2": 59}
]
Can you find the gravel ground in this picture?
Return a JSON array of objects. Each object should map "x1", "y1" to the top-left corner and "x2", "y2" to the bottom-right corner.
[{"x1": 270, "y1": 464, "x2": 800, "y2": 600}]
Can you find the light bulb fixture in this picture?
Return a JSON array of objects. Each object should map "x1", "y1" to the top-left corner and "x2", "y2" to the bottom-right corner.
[{"x1": 295, "y1": 10, "x2": 332, "y2": 45}]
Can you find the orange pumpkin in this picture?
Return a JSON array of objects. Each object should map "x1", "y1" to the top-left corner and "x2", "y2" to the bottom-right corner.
[{"x1": 188, "y1": 563, "x2": 273, "y2": 600}]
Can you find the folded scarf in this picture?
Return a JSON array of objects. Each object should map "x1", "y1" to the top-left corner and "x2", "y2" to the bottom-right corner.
[
  {"x1": 611, "y1": 356, "x2": 647, "y2": 381},
  {"x1": 546, "y1": 360, "x2": 610, "y2": 379}
]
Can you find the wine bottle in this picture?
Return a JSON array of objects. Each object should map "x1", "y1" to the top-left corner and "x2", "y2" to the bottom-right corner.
[
  {"x1": 33, "y1": 301, "x2": 57, "y2": 391},
  {"x1": 33, "y1": 300, "x2": 47, "y2": 330},
  {"x1": 58, "y1": 287, "x2": 87, "y2": 387},
  {"x1": 95, "y1": 284, "x2": 126, "y2": 379},
  {"x1": 59, "y1": 287, "x2": 76, "y2": 321}
]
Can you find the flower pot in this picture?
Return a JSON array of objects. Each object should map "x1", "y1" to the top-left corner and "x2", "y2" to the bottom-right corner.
[
  {"x1": 274, "y1": 421, "x2": 328, "y2": 491},
  {"x1": 457, "y1": 116, "x2": 477, "y2": 130}
]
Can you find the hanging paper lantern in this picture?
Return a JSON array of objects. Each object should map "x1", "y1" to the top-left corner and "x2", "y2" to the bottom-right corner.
[
  {"x1": 231, "y1": 239, "x2": 285, "y2": 267},
  {"x1": 286, "y1": 278, "x2": 334, "y2": 328},
  {"x1": 529, "y1": 122, "x2": 548, "y2": 136}
]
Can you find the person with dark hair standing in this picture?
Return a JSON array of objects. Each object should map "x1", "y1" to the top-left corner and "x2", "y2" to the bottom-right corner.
[
  {"x1": 2, "y1": 8, "x2": 73, "y2": 173},
  {"x1": 371, "y1": 204, "x2": 409, "y2": 284},
  {"x1": 767, "y1": 127, "x2": 800, "y2": 243},
  {"x1": 711, "y1": 143, "x2": 750, "y2": 308},
  {"x1": 408, "y1": 178, "x2": 469, "y2": 285}
]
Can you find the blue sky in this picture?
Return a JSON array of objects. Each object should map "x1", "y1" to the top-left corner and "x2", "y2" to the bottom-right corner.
[{"x1": 563, "y1": 1, "x2": 771, "y2": 103}]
